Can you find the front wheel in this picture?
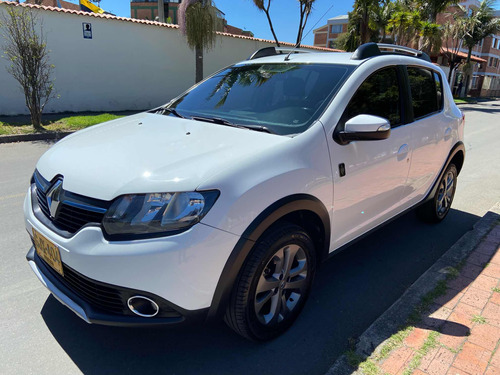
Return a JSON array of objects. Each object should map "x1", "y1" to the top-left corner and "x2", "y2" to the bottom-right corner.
[
  {"x1": 417, "y1": 163, "x2": 457, "y2": 223},
  {"x1": 224, "y1": 223, "x2": 316, "y2": 341}
]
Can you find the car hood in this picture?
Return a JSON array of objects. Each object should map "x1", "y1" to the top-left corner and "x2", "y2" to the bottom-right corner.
[{"x1": 36, "y1": 113, "x2": 288, "y2": 201}]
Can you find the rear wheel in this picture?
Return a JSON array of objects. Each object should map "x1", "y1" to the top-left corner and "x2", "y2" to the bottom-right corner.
[
  {"x1": 417, "y1": 163, "x2": 457, "y2": 223},
  {"x1": 224, "y1": 223, "x2": 316, "y2": 341}
]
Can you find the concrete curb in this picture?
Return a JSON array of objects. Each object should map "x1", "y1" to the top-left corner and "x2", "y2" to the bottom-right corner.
[
  {"x1": 326, "y1": 202, "x2": 500, "y2": 375},
  {"x1": 0, "y1": 131, "x2": 73, "y2": 144}
]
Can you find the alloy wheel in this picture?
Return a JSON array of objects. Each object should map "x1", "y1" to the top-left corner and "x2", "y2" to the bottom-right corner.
[{"x1": 254, "y1": 244, "x2": 308, "y2": 326}]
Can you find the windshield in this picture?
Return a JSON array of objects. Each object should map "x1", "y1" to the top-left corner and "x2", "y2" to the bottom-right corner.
[{"x1": 165, "y1": 63, "x2": 354, "y2": 136}]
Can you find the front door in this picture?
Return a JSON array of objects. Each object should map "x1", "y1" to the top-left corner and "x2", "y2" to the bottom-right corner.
[{"x1": 329, "y1": 67, "x2": 412, "y2": 249}]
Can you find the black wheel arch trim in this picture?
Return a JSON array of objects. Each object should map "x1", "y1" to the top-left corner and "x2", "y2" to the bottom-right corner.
[
  {"x1": 424, "y1": 141, "x2": 465, "y2": 203},
  {"x1": 207, "y1": 194, "x2": 330, "y2": 319}
]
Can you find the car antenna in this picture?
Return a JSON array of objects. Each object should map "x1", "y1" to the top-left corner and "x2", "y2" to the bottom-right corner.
[{"x1": 284, "y1": 3, "x2": 336, "y2": 61}]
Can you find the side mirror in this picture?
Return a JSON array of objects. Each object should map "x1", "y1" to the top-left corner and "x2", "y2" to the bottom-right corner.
[{"x1": 337, "y1": 114, "x2": 391, "y2": 144}]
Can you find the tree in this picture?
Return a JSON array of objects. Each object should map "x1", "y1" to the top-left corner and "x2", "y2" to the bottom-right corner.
[
  {"x1": 417, "y1": 0, "x2": 456, "y2": 23},
  {"x1": 252, "y1": 0, "x2": 280, "y2": 47},
  {"x1": 387, "y1": 10, "x2": 422, "y2": 47},
  {"x1": 419, "y1": 21, "x2": 442, "y2": 54},
  {"x1": 441, "y1": 19, "x2": 466, "y2": 83},
  {"x1": 0, "y1": 6, "x2": 55, "y2": 130},
  {"x1": 178, "y1": 0, "x2": 218, "y2": 83},
  {"x1": 157, "y1": 0, "x2": 165, "y2": 23},
  {"x1": 461, "y1": 0, "x2": 500, "y2": 95},
  {"x1": 371, "y1": 0, "x2": 395, "y2": 42},
  {"x1": 296, "y1": 0, "x2": 316, "y2": 46},
  {"x1": 352, "y1": 0, "x2": 380, "y2": 45}
]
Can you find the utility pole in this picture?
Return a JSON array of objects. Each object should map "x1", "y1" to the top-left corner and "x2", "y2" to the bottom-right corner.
[{"x1": 157, "y1": 0, "x2": 165, "y2": 22}]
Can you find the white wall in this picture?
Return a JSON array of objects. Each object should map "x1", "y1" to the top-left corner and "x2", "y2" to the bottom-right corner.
[{"x1": 0, "y1": 3, "x2": 313, "y2": 115}]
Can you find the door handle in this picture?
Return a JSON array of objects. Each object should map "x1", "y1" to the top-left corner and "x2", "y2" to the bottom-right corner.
[{"x1": 397, "y1": 144, "x2": 409, "y2": 161}]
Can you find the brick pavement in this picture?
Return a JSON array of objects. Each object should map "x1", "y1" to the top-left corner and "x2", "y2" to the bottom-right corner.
[{"x1": 376, "y1": 224, "x2": 500, "y2": 375}]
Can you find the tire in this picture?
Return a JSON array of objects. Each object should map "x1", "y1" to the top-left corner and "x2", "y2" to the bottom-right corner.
[
  {"x1": 224, "y1": 222, "x2": 316, "y2": 341},
  {"x1": 417, "y1": 163, "x2": 458, "y2": 223}
]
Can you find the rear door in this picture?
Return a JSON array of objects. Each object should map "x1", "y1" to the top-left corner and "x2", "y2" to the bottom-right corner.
[{"x1": 400, "y1": 67, "x2": 452, "y2": 208}]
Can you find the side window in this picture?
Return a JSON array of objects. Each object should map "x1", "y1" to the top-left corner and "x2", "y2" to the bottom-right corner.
[
  {"x1": 343, "y1": 67, "x2": 401, "y2": 126},
  {"x1": 407, "y1": 67, "x2": 439, "y2": 119},
  {"x1": 433, "y1": 71, "x2": 443, "y2": 111}
]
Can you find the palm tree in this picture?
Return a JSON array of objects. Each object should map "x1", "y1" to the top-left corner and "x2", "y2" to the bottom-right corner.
[
  {"x1": 388, "y1": 10, "x2": 421, "y2": 47},
  {"x1": 416, "y1": 0, "x2": 456, "y2": 23},
  {"x1": 352, "y1": 0, "x2": 379, "y2": 44},
  {"x1": 157, "y1": 0, "x2": 165, "y2": 22},
  {"x1": 252, "y1": 0, "x2": 280, "y2": 47},
  {"x1": 441, "y1": 19, "x2": 467, "y2": 83},
  {"x1": 419, "y1": 21, "x2": 442, "y2": 54},
  {"x1": 461, "y1": 0, "x2": 500, "y2": 95},
  {"x1": 178, "y1": 0, "x2": 219, "y2": 83},
  {"x1": 371, "y1": 0, "x2": 395, "y2": 42},
  {"x1": 296, "y1": 0, "x2": 316, "y2": 46}
]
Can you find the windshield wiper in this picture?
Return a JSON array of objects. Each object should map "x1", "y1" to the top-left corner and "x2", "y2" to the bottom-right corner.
[
  {"x1": 153, "y1": 107, "x2": 186, "y2": 119},
  {"x1": 191, "y1": 116, "x2": 276, "y2": 134},
  {"x1": 239, "y1": 124, "x2": 275, "y2": 134}
]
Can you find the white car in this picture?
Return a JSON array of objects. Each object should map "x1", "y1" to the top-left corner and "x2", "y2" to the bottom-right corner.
[{"x1": 25, "y1": 43, "x2": 465, "y2": 341}]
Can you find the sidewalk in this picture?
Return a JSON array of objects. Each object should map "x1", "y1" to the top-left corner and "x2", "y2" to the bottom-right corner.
[{"x1": 329, "y1": 204, "x2": 500, "y2": 375}]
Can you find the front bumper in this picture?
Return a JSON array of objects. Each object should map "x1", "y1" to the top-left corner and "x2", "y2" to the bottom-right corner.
[
  {"x1": 24, "y1": 187, "x2": 241, "y2": 323},
  {"x1": 27, "y1": 247, "x2": 203, "y2": 326}
]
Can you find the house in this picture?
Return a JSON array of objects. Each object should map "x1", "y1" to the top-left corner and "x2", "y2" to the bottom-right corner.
[
  {"x1": 130, "y1": 0, "x2": 253, "y2": 37},
  {"x1": 313, "y1": 15, "x2": 348, "y2": 49},
  {"x1": 313, "y1": 0, "x2": 499, "y2": 97},
  {"x1": 24, "y1": 0, "x2": 80, "y2": 10}
]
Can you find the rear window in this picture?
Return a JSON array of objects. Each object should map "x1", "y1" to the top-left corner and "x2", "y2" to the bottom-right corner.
[
  {"x1": 408, "y1": 67, "x2": 440, "y2": 120},
  {"x1": 167, "y1": 63, "x2": 354, "y2": 135}
]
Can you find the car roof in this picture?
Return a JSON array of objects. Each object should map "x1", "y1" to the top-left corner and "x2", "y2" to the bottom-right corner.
[
  {"x1": 237, "y1": 43, "x2": 432, "y2": 67},
  {"x1": 237, "y1": 52, "x2": 361, "y2": 66}
]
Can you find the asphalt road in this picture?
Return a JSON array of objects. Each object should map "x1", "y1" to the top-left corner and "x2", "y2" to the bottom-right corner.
[{"x1": 1, "y1": 101, "x2": 499, "y2": 375}]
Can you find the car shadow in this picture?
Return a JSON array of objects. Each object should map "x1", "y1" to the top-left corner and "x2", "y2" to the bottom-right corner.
[{"x1": 41, "y1": 208, "x2": 480, "y2": 375}]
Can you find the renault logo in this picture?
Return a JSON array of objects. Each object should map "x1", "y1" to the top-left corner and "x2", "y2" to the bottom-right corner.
[{"x1": 46, "y1": 179, "x2": 63, "y2": 219}]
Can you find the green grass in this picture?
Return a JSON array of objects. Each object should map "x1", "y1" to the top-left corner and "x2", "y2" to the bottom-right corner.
[
  {"x1": 454, "y1": 98, "x2": 468, "y2": 104},
  {"x1": 493, "y1": 287, "x2": 500, "y2": 293},
  {"x1": 402, "y1": 331, "x2": 439, "y2": 375},
  {"x1": 0, "y1": 113, "x2": 124, "y2": 135},
  {"x1": 376, "y1": 326, "x2": 414, "y2": 361},
  {"x1": 472, "y1": 315, "x2": 487, "y2": 324}
]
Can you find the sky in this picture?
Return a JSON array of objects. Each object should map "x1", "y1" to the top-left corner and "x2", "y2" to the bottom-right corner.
[{"x1": 63, "y1": 0, "x2": 357, "y2": 47}]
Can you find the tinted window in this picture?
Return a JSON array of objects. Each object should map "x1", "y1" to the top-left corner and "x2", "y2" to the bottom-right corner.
[
  {"x1": 344, "y1": 67, "x2": 401, "y2": 126},
  {"x1": 433, "y1": 71, "x2": 443, "y2": 111},
  {"x1": 167, "y1": 63, "x2": 354, "y2": 136},
  {"x1": 408, "y1": 67, "x2": 439, "y2": 119}
]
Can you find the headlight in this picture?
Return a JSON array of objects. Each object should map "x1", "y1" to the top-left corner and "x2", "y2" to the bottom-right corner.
[{"x1": 102, "y1": 191, "x2": 219, "y2": 239}]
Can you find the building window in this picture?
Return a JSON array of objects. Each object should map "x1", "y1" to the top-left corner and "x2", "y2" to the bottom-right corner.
[
  {"x1": 495, "y1": 58, "x2": 498, "y2": 68},
  {"x1": 330, "y1": 24, "x2": 342, "y2": 33},
  {"x1": 497, "y1": 39, "x2": 500, "y2": 49},
  {"x1": 471, "y1": 76, "x2": 478, "y2": 89},
  {"x1": 492, "y1": 38, "x2": 496, "y2": 49}
]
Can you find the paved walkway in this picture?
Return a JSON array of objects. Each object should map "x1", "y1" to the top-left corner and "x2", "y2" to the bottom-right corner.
[{"x1": 375, "y1": 224, "x2": 500, "y2": 375}]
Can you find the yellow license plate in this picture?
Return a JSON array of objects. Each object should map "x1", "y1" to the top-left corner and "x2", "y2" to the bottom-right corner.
[{"x1": 32, "y1": 228, "x2": 64, "y2": 276}]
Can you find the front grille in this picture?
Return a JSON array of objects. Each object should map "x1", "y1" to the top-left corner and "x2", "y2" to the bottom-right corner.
[
  {"x1": 32, "y1": 170, "x2": 109, "y2": 235},
  {"x1": 36, "y1": 253, "x2": 181, "y2": 318},
  {"x1": 54, "y1": 204, "x2": 105, "y2": 234}
]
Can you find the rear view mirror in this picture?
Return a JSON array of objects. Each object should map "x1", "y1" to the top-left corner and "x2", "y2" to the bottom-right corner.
[{"x1": 337, "y1": 114, "x2": 391, "y2": 144}]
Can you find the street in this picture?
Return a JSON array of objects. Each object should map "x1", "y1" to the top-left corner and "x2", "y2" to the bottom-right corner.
[{"x1": 0, "y1": 101, "x2": 499, "y2": 375}]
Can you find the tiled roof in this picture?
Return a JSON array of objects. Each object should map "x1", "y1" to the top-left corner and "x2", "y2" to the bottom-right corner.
[
  {"x1": 0, "y1": 1, "x2": 341, "y2": 52},
  {"x1": 441, "y1": 47, "x2": 487, "y2": 63}
]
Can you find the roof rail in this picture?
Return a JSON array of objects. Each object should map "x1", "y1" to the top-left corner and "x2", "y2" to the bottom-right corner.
[
  {"x1": 351, "y1": 42, "x2": 431, "y2": 62},
  {"x1": 248, "y1": 46, "x2": 317, "y2": 60}
]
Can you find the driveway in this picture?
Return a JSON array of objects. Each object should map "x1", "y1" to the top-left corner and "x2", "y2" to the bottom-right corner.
[{"x1": 0, "y1": 100, "x2": 499, "y2": 375}]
